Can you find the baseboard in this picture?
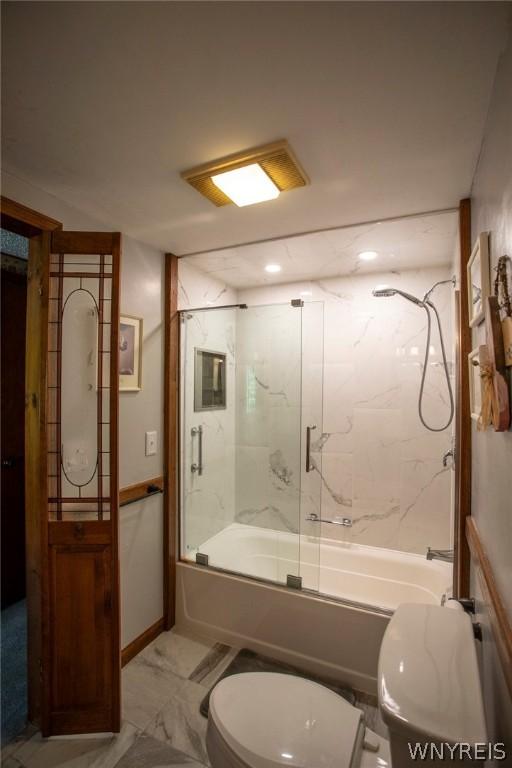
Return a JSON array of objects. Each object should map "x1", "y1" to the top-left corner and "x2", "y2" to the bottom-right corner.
[{"x1": 121, "y1": 617, "x2": 165, "y2": 667}]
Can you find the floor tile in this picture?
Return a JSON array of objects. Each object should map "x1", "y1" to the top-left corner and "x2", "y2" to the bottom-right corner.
[
  {"x1": 1, "y1": 723, "x2": 37, "y2": 762},
  {"x1": 12, "y1": 721, "x2": 138, "y2": 768},
  {"x1": 194, "y1": 646, "x2": 239, "y2": 692},
  {"x1": 356, "y1": 701, "x2": 388, "y2": 740},
  {"x1": 114, "y1": 734, "x2": 206, "y2": 767},
  {"x1": 1, "y1": 757, "x2": 24, "y2": 768},
  {"x1": 144, "y1": 678, "x2": 209, "y2": 766},
  {"x1": 122, "y1": 657, "x2": 183, "y2": 731},
  {"x1": 137, "y1": 629, "x2": 215, "y2": 681},
  {"x1": 188, "y1": 643, "x2": 232, "y2": 687}
]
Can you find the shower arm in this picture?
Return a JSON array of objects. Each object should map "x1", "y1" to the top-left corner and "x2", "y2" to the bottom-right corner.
[{"x1": 422, "y1": 276, "x2": 456, "y2": 304}]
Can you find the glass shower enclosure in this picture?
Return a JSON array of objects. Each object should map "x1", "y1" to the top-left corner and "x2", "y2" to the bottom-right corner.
[{"x1": 179, "y1": 301, "x2": 324, "y2": 591}]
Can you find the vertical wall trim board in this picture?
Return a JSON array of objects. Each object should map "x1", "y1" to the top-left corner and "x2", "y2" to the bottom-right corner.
[
  {"x1": 164, "y1": 254, "x2": 179, "y2": 629},
  {"x1": 455, "y1": 198, "x2": 472, "y2": 598}
]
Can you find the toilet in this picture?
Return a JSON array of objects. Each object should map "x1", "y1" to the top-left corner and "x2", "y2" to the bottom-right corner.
[{"x1": 206, "y1": 603, "x2": 487, "y2": 767}]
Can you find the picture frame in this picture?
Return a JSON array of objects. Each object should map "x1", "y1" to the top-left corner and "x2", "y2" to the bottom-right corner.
[
  {"x1": 119, "y1": 315, "x2": 143, "y2": 392},
  {"x1": 467, "y1": 232, "x2": 490, "y2": 327},
  {"x1": 468, "y1": 347, "x2": 482, "y2": 422}
]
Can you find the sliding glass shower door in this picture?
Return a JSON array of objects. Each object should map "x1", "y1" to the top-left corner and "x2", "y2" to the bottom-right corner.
[{"x1": 180, "y1": 302, "x2": 322, "y2": 589}]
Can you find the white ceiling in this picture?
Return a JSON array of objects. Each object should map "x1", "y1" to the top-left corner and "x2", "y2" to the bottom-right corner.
[
  {"x1": 183, "y1": 209, "x2": 458, "y2": 288},
  {"x1": 1, "y1": 3, "x2": 509, "y2": 256}
]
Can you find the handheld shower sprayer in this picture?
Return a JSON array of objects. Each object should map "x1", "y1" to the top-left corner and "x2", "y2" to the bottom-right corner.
[
  {"x1": 372, "y1": 287, "x2": 425, "y2": 306},
  {"x1": 372, "y1": 278, "x2": 455, "y2": 432}
]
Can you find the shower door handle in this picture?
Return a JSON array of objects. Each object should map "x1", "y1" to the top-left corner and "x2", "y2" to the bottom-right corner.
[
  {"x1": 191, "y1": 425, "x2": 203, "y2": 475},
  {"x1": 306, "y1": 425, "x2": 316, "y2": 472}
]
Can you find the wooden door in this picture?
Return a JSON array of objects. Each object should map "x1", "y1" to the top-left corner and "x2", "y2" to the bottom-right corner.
[
  {"x1": 1, "y1": 269, "x2": 28, "y2": 608},
  {"x1": 40, "y1": 231, "x2": 121, "y2": 735}
]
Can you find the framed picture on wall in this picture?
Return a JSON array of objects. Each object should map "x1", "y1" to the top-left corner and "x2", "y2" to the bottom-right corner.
[
  {"x1": 119, "y1": 315, "x2": 143, "y2": 391},
  {"x1": 468, "y1": 347, "x2": 482, "y2": 422},
  {"x1": 467, "y1": 232, "x2": 490, "y2": 327}
]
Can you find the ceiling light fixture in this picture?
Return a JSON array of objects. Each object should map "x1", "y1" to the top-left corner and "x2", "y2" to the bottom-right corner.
[
  {"x1": 181, "y1": 140, "x2": 308, "y2": 207},
  {"x1": 265, "y1": 264, "x2": 281, "y2": 273},
  {"x1": 359, "y1": 250, "x2": 378, "y2": 261},
  {"x1": 212, "y1": 164, "x2": 279, "y2": 207}
]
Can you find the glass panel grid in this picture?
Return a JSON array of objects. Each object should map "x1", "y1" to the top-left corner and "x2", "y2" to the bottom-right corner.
[{"x1": 47, "y1": 251, "x2": 114, "y2": 521}]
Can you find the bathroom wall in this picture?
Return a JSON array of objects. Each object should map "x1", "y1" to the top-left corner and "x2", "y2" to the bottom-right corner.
[
  {"x1": 177, "y1": 260, "x2": 238, "y2": 554},
  {"x1": 1, "y1": 171, "x2": 165, "y2": 647},
  {"x1": 468, "y1": 20, "x2": 512, "y2": 753},
  {"x1": 239, "y1": 266, "x2": 454, "y2": 556}
]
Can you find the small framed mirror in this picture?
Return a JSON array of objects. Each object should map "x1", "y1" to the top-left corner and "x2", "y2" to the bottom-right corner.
[{"x1": 194, "y1": 349, "x2": 227, "y2": 411}]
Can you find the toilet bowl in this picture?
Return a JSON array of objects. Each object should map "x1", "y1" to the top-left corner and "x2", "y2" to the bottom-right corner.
[
  {"x1": 207, "y1": 672, "x2": 390, "y2": 768},
  {"x1": 207, "y1": 603, "x2": 487, "y2": 768}
]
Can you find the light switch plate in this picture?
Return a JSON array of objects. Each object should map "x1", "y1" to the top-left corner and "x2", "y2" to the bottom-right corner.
[{"x1": 145, "y1": 431, "x2": 157, "y2": 456}]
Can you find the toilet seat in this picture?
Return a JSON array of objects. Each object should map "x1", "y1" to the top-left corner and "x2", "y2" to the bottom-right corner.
[{"x1": 208, "y1": 672, "x2": 366, "y2": 768}]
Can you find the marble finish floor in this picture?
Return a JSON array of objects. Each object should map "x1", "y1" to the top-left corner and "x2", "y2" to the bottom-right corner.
[{"x1": 1, "y1": 628, "x2": 387, "y2": 768}]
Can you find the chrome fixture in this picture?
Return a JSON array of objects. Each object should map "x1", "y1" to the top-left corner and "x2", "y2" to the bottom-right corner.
[
  {"x1": 306, "y1": 512, "x2": 352, "y2": 527},
  {"x1": 191, "y1": 425, "x2": 203, "y2": 475},
  {"x1": 442, "y1": 448, "x2": 455, "y2": 468},
  {"x1": 426, "y1": 547, "x2": 454, "y2": 563},
  {"x1": 372, "y1": 287, "x2": 424, "y2": 306},
  {"x1": 372, "y1": 277, "x2": 455, "y2": 432},
  {"x1": 305, "y1": 425, "x2": 316, "y2": 472},
  {"x1": 457, "y1": 597, "x2": 476, "y2": 614},
  {"x1": 287, "y1": 574, "x2": 303, "y2": 590}
]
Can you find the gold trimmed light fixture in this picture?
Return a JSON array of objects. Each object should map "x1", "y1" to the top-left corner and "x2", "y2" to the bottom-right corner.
[{"x1": 181, "y1": 140, "x2": 308, "y2": 207}]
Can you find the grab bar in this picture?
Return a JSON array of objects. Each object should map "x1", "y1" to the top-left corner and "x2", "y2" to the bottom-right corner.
[
  {"x1": 306, "y1": 512, "x2": 352, "y2": 527},
  {"x1": 191, "y1": 425, "x2": 203, "y2": 475},
  {"x1": 306, "y1": 425, "x2": 316, "y2": 472}
]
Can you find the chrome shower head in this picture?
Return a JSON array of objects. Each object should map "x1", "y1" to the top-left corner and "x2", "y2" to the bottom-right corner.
[{"x1": 372, "y1": 287, "x2": 424, "y2": 306}]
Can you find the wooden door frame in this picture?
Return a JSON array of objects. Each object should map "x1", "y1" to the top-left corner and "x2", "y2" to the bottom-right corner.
[
  {"x1": 1, "y1": 196, "x2": 62, "y2": 725},
  {"x1": 453, "y1": 197, "x2": 472, "y2": 598},
  {"x1": 163, "y1": 253, "x2": 179, "y2": 629}
]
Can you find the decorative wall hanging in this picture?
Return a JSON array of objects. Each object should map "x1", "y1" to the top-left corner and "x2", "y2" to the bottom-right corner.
[
  {"x1": 483, "y1": 296, "x2": 510, "y2": 432},
  {"x1": 468, "y1": 347, "x2": 482, "y2": 422},
  {"x1": 494, "y1": 254, "x2": 512, "y2": 366},
  {"x1": 467, "y1": 232, "x2": 490, "y2": 327},
  {"x1": 119, "y1": 315, "x2": 143, "y2": 391}
]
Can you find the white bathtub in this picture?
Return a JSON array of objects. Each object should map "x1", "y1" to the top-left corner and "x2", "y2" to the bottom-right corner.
[{"x1": 184, "y1": 523, "x2": 451, "y2": 612}]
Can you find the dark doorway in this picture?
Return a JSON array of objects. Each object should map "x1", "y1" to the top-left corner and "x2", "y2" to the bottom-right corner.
[{"x1": 1, "y1": 228, "x2": 28, "y2": 744}]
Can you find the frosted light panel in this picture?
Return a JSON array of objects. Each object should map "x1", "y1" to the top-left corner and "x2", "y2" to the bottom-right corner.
[{"x1": 211, "y1": 164, "x2": 280, "y2": 207}]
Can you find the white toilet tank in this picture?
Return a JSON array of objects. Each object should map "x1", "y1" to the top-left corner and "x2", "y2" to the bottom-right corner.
[{"x1": 378, "y1": 603, "x2": 487, "y2": 767}]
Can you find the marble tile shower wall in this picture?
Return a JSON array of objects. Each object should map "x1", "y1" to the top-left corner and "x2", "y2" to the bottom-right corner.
[
  {"x1": 234, "y1": 304, "x2": 303, "y2": 535},
  {"x1": 239, "y1": 267, "x2": 455, "y2": 555}
]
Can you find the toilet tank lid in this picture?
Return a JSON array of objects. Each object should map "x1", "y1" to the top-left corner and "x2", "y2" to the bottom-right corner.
[{"x1": 378, "y1": 604, "x2": 487, "y2": 744}]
